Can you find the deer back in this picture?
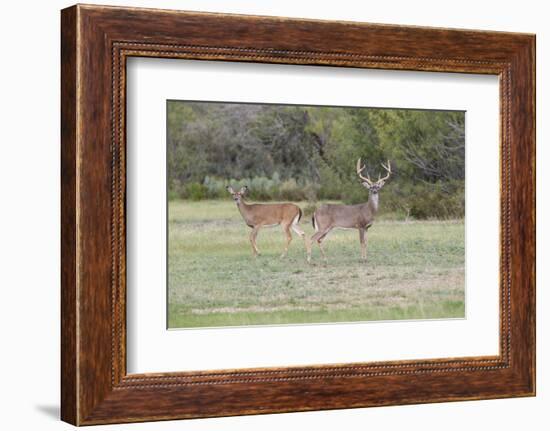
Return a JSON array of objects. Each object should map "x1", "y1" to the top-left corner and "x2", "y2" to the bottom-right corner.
[
  {"x1": 239, "y1": 202, "x2": 301, "y2": 227},
  {"x1": 314, "y1": 203, "x2": 374, "y2": 230}
]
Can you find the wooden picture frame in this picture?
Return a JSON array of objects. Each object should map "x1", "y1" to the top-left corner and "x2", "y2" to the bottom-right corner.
[{"x1": 61, "y1": 4, "x2": 535, "y2": 425}]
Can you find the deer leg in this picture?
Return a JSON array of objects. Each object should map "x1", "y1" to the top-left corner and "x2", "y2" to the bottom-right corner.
[
  {"x1": 318, "y1": 235, "x2": 328, "y2": 262},
  {"x1": 291, "y1": 222, "x2": 311, "y2": 263},
  {"x1": 311, "y1": 229, "x2": 331, "y2": 262},
  {"x1": 249, "y1": 227, "x2": 261, "y2": 257},
  {"x1": 280, "y1": 224, "x2": 292, "y2": 258},
  {"x1": 359, "y1": 227, "x2": 367, "y2": 261}
]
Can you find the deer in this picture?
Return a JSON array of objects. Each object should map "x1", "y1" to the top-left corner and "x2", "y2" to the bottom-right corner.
[
  {"x1": 310, "y1": 159, "x2": 392, "y2": 262},
  {"x1": 226, "y1": 186, "x2": 310, "y2": 259}
]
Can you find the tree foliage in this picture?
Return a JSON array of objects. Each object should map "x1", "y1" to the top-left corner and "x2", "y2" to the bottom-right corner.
[{"x1": 167, "y1": 101, "x2": 465, "y2": 219}]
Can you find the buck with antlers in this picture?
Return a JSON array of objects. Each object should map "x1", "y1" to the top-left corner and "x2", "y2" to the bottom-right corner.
[
  {"x1": 226, "y1": 186, "x2": 310, "y2": 259},
  {"x1": 310, "y1": 159, "x2": 392, "y2": 262}
]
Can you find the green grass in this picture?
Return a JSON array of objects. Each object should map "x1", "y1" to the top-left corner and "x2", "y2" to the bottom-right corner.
[{"x1": 168, "y1": 199, "x2": 465, "y2": 329}]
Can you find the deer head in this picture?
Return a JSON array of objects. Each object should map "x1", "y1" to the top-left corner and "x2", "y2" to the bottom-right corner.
[
  {"x1": 356, "y1": 158, "x2": 392, "y2": 194},
  {"x1": 226, "y1": 185, "x2": 248, "y2": 203}
]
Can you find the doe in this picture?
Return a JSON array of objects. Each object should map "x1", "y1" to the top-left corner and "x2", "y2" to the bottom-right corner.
[{"x1": 226, "y1": 186, "x2": 310, "y2": 259}]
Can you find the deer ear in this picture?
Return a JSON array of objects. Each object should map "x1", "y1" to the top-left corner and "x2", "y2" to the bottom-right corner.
[
  {"x1": 226, "y1": 186, "x2": 234, "y2": 193},
  {"x1": 240, "y1": 186, "x2": 248, "y2": 194},
  {"x1": 361, "y1": 181, "x2": 370, "y2": 188}
]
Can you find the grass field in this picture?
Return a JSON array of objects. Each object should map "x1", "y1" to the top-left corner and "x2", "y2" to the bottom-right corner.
[{"x1": 168, "y1": 200, "x2": 465, "y2": 329}]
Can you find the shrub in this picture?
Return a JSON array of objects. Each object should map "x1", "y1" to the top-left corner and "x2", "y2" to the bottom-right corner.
[
  {"x1": 168, "y1": 179, "x2": 185, "y2": 200},
  {"x1": 302, "y1": 202, "x2": 318, "y2": 218},
  {"x1": 183, "y1": 182, "x2": 207, "y2": 201},
  {"x1": 278, "y1": 178, "x2": 306, "y2": 201},
  {"x1": 341, "y1": 181, "x2": 368, "y2": 204},
  {"x1": 203, "y1": 176, "x2": 226, "y2": 199},
  {"x1": 168, "y1": 179, "x2": 182, "y2": 201},
  {"x1": 384, "y1": 181, "x2": 464, "y2": 220},
  {"x1": 302, "y1": 182, "x2": 320, "y2": 202},
  {"x1": 317, "y1": 167, "x2": 344, "y2": 200},
  {"x1": 168, "y1": 174, "x2": 464, "y2": 220},
  {"x1": 249, "y1": 176, "x2": 278, "y2": 200},
  {"x1": 167, "y1": 189, "x2": 180, "y2": 201}
]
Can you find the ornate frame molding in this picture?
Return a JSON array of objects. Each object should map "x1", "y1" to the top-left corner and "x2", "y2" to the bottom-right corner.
[{"x1": 61, "y1": 5, "x2": 535, "y2": 425}]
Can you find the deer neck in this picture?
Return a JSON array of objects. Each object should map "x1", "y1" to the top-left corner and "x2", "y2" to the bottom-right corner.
[
  {"x1": 367, "y1": 192, "x2": 379, "y2": 215},
  {"x1": 236, "y1": 199, "x2": 253, "y2": 223}
]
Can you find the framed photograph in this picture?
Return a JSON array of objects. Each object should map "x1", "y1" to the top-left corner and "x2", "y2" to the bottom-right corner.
[
  {"x1": 162, "y1": 100, "x2": 466, "y2": 331},
  {"x1": 61, "y1": 4, "x2": 535, "y2": 425}
]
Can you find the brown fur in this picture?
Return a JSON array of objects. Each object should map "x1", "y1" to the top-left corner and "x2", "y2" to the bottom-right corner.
[
  {"x1": 310, "y1": 158, "x2": 391, "y2": 262},
  {"x1": 227, "y1": 186, "x2": 310, "y2": 259}
]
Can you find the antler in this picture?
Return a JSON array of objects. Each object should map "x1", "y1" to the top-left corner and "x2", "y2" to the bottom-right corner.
[
  {"x1": 356, "y1": 158, "x2": 373, "y2": 185},
  {"x1": 378, "y1": 160, "x2": 392, "y2": 182}
]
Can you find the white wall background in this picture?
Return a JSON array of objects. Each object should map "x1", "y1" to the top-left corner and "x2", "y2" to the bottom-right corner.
[{"x1": 0, "y1": 0, "x2": 545, "y2": 429}]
